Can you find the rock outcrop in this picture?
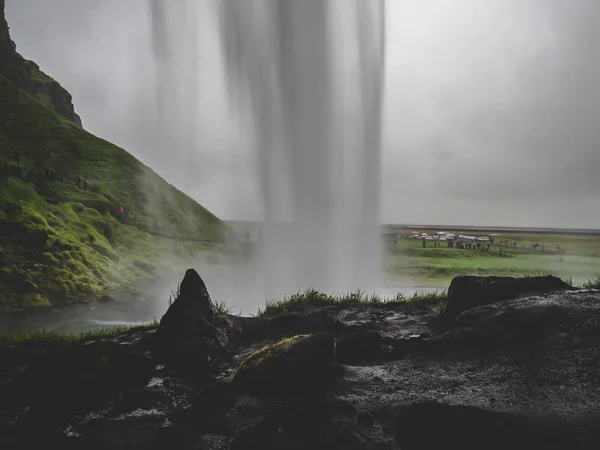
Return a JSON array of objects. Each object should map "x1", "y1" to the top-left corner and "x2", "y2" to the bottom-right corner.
[
  {"x1": 153, "y1": 268, "x2": 237, "y2": 379},
  {"x1": 1, "y1": 272, "x2": 599, "y2": 449},
  {"x1": 0, "y1": 0, "x2": 82, "y2": 126},
  {"x1": 233, "y1": 332, "x2": 337, "y2": 398},
  {"x1": 445, "y1": 275, "x2": 573, "y2": 317}
]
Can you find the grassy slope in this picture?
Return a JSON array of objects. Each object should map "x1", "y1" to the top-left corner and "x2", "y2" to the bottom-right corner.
[{"x1": 0, "y1": 76, "x2": 227, "y2": 312}]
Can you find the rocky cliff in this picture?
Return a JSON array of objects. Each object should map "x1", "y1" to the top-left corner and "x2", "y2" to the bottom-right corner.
[{"x1": 0, "y1": 0, "x2": 82, "y2": 126}]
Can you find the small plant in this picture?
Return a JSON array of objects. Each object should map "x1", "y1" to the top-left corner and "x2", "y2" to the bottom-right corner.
[
  {"x1": 432, "y1": 300, "x2": 448, "y2": 316},
  {"x1": 582, "y1": 275, "x2": 600, "y2": 289},
  {"x1": 168, "y1": 283, "x2": 181, "y2": 306},
  {"x1": 213, "y1": 298, "x2": 233, "y2": 315}
]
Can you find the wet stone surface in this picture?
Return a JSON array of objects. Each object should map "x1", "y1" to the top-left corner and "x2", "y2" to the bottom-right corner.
[{"x1": 1, "y1": 272, "x2": 599, "y2": 449}]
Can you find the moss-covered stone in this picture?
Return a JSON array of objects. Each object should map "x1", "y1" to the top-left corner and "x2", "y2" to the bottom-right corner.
[
  {"x1": 234, "y1": 333, "x2": 337, "y2": 398},
  {"x1": 237, "y1": 334, "x2": 309, "y2": 374}
]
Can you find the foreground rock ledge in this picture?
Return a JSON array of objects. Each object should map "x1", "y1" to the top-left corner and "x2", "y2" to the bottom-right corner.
[{"x1": 1, "y1": 271, "x2": 599, "y2": 449}]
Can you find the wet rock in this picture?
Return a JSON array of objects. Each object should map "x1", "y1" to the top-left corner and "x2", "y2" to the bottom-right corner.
[
  {"x1": 1, "y1": 340, "x2": 153, "y2": 434},
  {"x1": 191, "y1": 380, "x2": 236, "y2": 426},
  {"x1": 230, "y1": 417, "x2": 280, "y2": 450},
  {"x1": 267, "y1": 310, "x2": 344, "y2": 337},
  {"x1": 230, "y1": 413, "x2": 370, "y2": 450},
  {"x1": 432, "y1": 298, "x2": 584, "y2": 353},
  {"x1": 332, "y1": 399, "x2": 358, "y2": 418},
  {"x1": 357, "y1": 412, "x2": 374, "y2": 428},
  {"x1": 3, "y1": 275, "x2": 600, "y2": 449},
  {"x1": 111, "y1": 387, "x2": 168, "y2": 416},
  {"x1": 445, "y1": 275, "x2": 573, "y2": 317},
  {"x1": 336, "y1": 331, "x2": 386, "y2": 363},
  {"x1": 233, "y1": 333, "x2": 336, "y2": 399},
  {"x1": 393, "y1": 401, "x2": 576, "y2": 450},
  {"x1": 153, "y1": 269, "x2": 236, "y2": 378}
]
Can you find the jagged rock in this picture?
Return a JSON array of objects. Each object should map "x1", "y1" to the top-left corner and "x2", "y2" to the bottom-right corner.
[
  {"x1": 0, "y1": 0, "x2": 82, "y2": 126},
  {"x1": 445, "y1": 275, "x2": 573, "y2": 317},
  {"x1": 233, "y1": 333, "x2": 337, "y2": 398},
  {"x1": 153, "y1": 269, "x2": 236, "y2": 378}
]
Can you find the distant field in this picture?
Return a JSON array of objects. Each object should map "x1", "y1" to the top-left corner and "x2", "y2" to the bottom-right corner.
[
  {"x1": 227, "y1": 221, "x2": 600, "y2": 288},
  {"x1": 385, "y1": 229, "x2": 600, "y2": 288}
]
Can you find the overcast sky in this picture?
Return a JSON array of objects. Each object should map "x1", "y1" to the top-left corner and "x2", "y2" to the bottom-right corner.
[{"x1": 6, "y1": 0, "x2": 600, "y2": 228}]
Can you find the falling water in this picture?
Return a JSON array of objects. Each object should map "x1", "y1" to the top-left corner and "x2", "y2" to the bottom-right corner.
[{"x1": 150, "y1": 0, "x2": 386, "y2": 302}]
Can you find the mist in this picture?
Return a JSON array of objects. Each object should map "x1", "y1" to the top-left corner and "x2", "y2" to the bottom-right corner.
[{"x1": 6, "y1": 0, "x2": 600, "y2": 229}]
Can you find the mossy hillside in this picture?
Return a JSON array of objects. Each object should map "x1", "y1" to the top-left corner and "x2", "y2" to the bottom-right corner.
[{"x1": 0, "y1": 76, "x2": 227, "y2": 311}]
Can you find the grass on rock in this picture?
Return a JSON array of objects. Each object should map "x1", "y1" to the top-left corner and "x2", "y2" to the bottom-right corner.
[
  {"x1": 3, "y1": 273, "x2": 597, "y2": 349},
  {"x1": 257, "y1": 288, "x2": 447, "y2": 318},
  {"x1": 0, "y1": 321, "x2": 158, "y2": 349}
]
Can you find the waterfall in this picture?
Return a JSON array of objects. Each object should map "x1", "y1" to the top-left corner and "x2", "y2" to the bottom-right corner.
[{"x1": 150, "y1": 0, "x2": 386, "y2": 301}]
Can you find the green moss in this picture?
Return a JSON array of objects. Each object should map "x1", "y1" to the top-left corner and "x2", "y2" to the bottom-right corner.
[
  {"x1": 237, "y1": 334, "x2": 310, "y2": 374},
  {"x1": 0, "y1": 76, "x2": 229, "y2": 311},
  {"x1": 40, "y1": 252, "x2": 60, "y2": 266}
]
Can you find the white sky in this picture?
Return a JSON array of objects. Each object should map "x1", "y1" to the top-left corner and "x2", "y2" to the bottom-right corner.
[{"x1": 6, "y1": 0, "x2": 600, "y2": 228}]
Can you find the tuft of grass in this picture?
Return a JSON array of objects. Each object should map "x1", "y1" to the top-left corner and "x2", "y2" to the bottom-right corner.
[
  {"x1": 0, "y1": 321, "x2": 158, "y2": 349},
  {"x1": 165, "y1": 282, "x2": 232, "y2": 314},
  {"x1": 582, "y1": 275, "x2": 600, "y2": 289},
  {"x1": 257, "y1": 288, "x2": 447, "y2": 318},
  {"x1": 168, "y1": 283, "x2": 181, "y2": 307},
  {"x1": 432, "y1": 300, "x2": 448, "y2": 316},
  {"x1": 213, "y1": 298, "x2": 233, "y2": 315}
]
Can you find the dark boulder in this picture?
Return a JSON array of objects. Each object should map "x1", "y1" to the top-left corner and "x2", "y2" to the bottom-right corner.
[
  {"x1": 153, "y1": 269, "x2": 236, "y2": 379},
  {"x1": 1, "y1": 340, "x2": 153, "y2": 433},
  {"x1": 233, "y1": 333, "x2": 337, "y2": 399},
  {"x1": 445, "y1": 275, "x2": 572, "y2": 317}
]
